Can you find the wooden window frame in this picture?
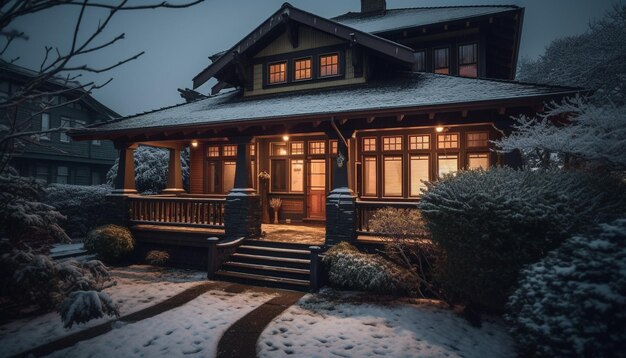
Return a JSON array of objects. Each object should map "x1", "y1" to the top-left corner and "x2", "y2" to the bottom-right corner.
[
  {"x1": 382, "y1": 135, "x2": 403, "y2": 152},
  {"x1": 409, "y1": 134, "x2": 430, "y2": 150},
  {"x1": 308, "y1": 140, "x2": 326, "y2": 155},
  {"x1": 437, "y1": 153, "x2": 459, "y2": 178},
  {"x1": 409, "y1": 154, "x2": 430, "y2": 197},
  {"x1": 40, "y1": 113, "x2": 50, "y2": 141},
  {"x1": 467, "y1": 152, "x2": 490, "y2": 170},
  {"x1": 362, "y1": 155, "x2": 378, "y2": 198},
  {"x1": 466, "y1": 131, "x2": 489, "y2": 148},
  {"x1": 433, "y1": 47, "x2": 450, "y2": 75},
  {"x1": 268, "y1": 61, "x2": 287, "y2": 85},
  {"x1": 271, "y1": 142, "x2": 288, "y2": 156},
  {"x1": 207, "y1": 145, "x2": 220, "y2": 157},
  {"x1": 289, "y1": 158, "x2": 305, "y2": 193},
  {"x1": 293, "y1": 57, "x2": 312, "y2": 82},
  {"x1": 319, "y1": 52, "x2": 340, "y2": 78},
  {"x1": 362, "y1": 137, "x2": 377, "y2": 152},
  {"x1": 382, "y1": 155, "x2": 403, "y2": 198},
  {"x1": 290, "y1": 141, "x2": 304, "y2": 155},
  {"x1": 437, "y1": 132, "x2": 460, "y2": 150},
  {"x1": 222, "y1": 145, "x2": 237, "y2": 157},
  {"x1": 414, "y1": 50, "x2": 426, "y2": 72},
  {"x1": 458, "y1": 42, "x2": 479, "y2": 78}
]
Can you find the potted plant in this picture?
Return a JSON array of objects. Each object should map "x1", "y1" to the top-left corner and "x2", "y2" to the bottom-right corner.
[{"x1": 269, "y1": 198, "x2": 282, "y2": 224}]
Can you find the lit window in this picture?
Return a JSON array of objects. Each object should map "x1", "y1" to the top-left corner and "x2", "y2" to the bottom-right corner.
[
  {"x1": 56, "y1": 166, "x2": 69, "y2": 184},
  {"x1": 41, "y1": 113, "x2": 50, "y2": 140},
  {"x1": 410, "y1": 155, "x2": 429, "y2": 196},
  {"x1": 250, "y1": 144, "x2": 256, "y2": 156},
  {"x1": 414, "y1": 51, "x2": 426, "y2": 72},
  {"x1": 223, "y1": 145, "x2": 237, "y2": 157},
  {"x1": 330, "y1": 140, "x2": 338, "y2": 154},
  {"x1": 433, "y1": 48, "x2": 449, "y2": 75},
  {"x1": 468, "y1": 153, "x2": 489, "y2": 170},
  {"x1": 290, "y1": 142, "x2": 304, "y2": 155},
  {"x1": 272, "y1": 143, "x2": 288, "y2": 156},
  {"x1": 383, "y1": 136, "x2": 402, "y2": 151},
  {"x1": 268, "y1": 62, "x2": 287, "y2": 84},
  {"x1": 459, "y1": 43, "x2": 478, "y2": 78},
  {"x1": 223, "y1": 161, "x2": 236, "y2": 193},
  {"x1": 383, "y1": 156, "x2": 403, "y2": 197},
  {"x1": 438, "y1": 154, "x2": 458, "y2": 177},
  {"x1": 309, "y1": 141, "x2": 325, "y2": 155},
  {"x1": 467, "y1": 132, "x2": 489, "y2": 147},
  {"x1": 60, "y1": 117, "x2": 71, "y2": 143},
  {"x1": 294, "y1": 58, "x2": 312, "y2": 81},
  {"x1": 208, "y1": 146, "x2": 220, "y2": 157},
  {"x1": 363, "y1": 137, "x2": 376, "y2": 152},
  {"x1": 437, "y1": 133, "x2": 459, "y2": 149},
  {"x1": 409, "y1": 135, "x2": 430, "y2": 150},
  {"x1": 363, "y1": 156, "x2": 377, "y2": 196},
  {"x1": 319, "y1": 54, "x2": 339, "y2": 77},
  {"x1": 290, "y1": 159, "x2": 304, "y2": 192}
]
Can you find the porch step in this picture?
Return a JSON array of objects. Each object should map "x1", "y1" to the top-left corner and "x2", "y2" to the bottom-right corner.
[
  {"x1": 222, "y1": 261, "x2": 310, "y2": 280},
  {"x1": 214, "y1": 270, "x2": 309, "y2": 291},
  {"x1": 237, "y1": 245, "x2": 310, "y2": 259},
  {"x1": 230, "y1": 253, "x2": 310, "y2": 269},
  {"x1": 244, "y1": 239, "x2": 316, "y2": 251}
]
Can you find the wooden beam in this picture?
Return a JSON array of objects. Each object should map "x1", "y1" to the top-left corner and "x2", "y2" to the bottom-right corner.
[
  {"x1": 498, "y1": 107, "x2": 506, "y2": 115},
  {"x1": 282, "y1": 12, "x2": 299, "y2": 48},
  {"x1": 366, "y1": 116, "x2": 375, "y2": 124},
  {"x1": 428, "y1": 112, "x2": 436, "y2": 120},
  {"x1": 396, "y1": 114, "x2": 405, "y2": 122},
  {"x1": 340, "y1": 118, "x2": 349, "y2": 125},
  {"x1": 462, "y1": 110, "x2": 468, "y2": 118}
]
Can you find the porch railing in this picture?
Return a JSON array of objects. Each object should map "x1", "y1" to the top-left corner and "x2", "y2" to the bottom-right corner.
[
  {"x1": 356, "y1": 200, "x2": 419, "y2": 234},
  {"x1": 128, "y1": 195, "x2": 226, "y2": 228}
]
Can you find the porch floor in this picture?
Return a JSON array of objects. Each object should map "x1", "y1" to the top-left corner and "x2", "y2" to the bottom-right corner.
[{"x1": 259, "y1": 223, "x2": 325, "y2": 246}]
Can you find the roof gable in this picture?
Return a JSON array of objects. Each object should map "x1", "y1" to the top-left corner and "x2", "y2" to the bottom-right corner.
[{"x1": 254, "y1": 24, "x2": 344, "y2": 58}]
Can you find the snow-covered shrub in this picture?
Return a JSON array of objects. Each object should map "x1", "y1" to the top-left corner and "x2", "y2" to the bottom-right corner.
[
  {"x1": 145, "y1": 250, "x2": 169, "y2": 266},
  {"x1": 12, "y1": 253, "x2": 60, "y2": 308},
  {"x1": 43, "y1": 184, "x2": 113, "y2": 238},
  {"x1": 506, "y1": 219, "x2": 626, "y2": 357},
  {"x1": 59, "y1": 290, "x2": 119, "y2": 328},
  {"x1": 84, "y1": 225, "x2": 134, "y2": 262},
  {"x1": 322, "y1": 242, "x2": 419, "y2": 295},
  {"x1": 418, "y1": 167, "x2": 626, "y2": 312},
  {"x1": 368, "y1": 208, "x2": 441, "y2": 298},
  {"x1": 0, "y1": 174, "x2": 69, "y2": 250},
  {"x1": 106, "y1": 146, "x2": 190, "y2": 194}
]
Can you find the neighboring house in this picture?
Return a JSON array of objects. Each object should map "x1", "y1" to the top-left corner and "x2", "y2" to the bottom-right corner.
[
  {"x1": 70, "y1": 1, "x2": 581, "y2": 288},
  {"x1": 0, "y1": 61, "x2": 119, "y2": 185}
]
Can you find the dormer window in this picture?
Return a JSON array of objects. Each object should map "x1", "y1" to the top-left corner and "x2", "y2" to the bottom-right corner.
[
  {"x1": 319, "y1": 54, "x2": 339, "y2": 77},
  {"x1": 294, "y1": 58, "x2": 312, "y2": 81},
  {"x1": 268, "y1": 61, "x2": 287, "y2": 84},
  {"x1": 459, "y1": 43, "x2": 478, "y2": 78},
  {"x1": 433, "y1": 48, "x2": 449, "y2": 75}
]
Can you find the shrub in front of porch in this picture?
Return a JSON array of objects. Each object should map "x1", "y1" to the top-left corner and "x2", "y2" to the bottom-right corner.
[
  {"x1": 145, "y1": 250, "x2": 170, "y2": 266},
  {"x1": 322, "y1": 242, "x2": 419, "y2": 296},
  {"x1": 418, "y1": 167, "x2": 626, "y2": 312},
  {"x1": 84, "y1": 225, "x2": 135, "y2": 263}
]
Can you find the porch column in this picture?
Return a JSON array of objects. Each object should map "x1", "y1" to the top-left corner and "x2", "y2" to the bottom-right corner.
[
  {"x1": 325, "y1": 128, "x2": 357, "y2": 246},
  {"x1": 162, "y1": 146, "x2": 185, "y2": 194},
  {"x1": 224, "y1": 137, "x2": 261, "y2": 240},
  {"x1": 111, "y1": 143, "x2": 137, "y2": 195}
]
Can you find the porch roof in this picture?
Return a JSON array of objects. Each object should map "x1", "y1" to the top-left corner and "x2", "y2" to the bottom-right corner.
[{"x1": 71, "y1": 72, "x2": 581, "y2": 139}]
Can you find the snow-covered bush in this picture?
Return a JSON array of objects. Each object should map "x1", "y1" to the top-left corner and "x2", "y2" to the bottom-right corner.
[
  {"x1": 44, "y1": 184, "x2": 113, "y2": 238},
  {"x1": 145, "y1": 250, "x2": 169, "y2": 266},
  {"x1": 418, "y1": 167, "x2": 626, "y2": 312},
  {"x1": 506, "y1": 219, "x2": 626, "y2": 357},
  {"x1": 368, "y1": 208, "x2": 441, "y2": 298},
  {"x1": 106, "y1": 146, "x2": 190, "y2": 194},
  {"x1": 322, "y1": 242, "x2": 419, "y2": 296},
  {"x1": 84, "y1": 225, "x2": 134, "y2": 263},
  {"x1": 0, "y1": 174, "x2": 69, "y2": 250},
  {"x1": 59, "y1": 290, "x2": 119, "y2": 328}
]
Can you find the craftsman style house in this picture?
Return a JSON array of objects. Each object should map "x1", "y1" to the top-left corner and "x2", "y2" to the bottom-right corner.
[{"x1": 71, "y1": 1, "x2": 580, "y2": 289}]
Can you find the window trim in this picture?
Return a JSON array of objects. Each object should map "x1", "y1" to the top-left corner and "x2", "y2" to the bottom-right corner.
[
  {"x1": 382, "y1": 135, "x2": 403, "y2": 152},
  {"x1": 409, "y1": 154, "x2": 430, "y2": 197},
  {"x1": 437, "y1": 132, "x2": 460, "y2": 150},
  {"x1": 290, "y1": 141, "x2": 305, "y2": 156},
  {"x1": 458, "y1": 42, "x2": 479, "y2": 78},
  {"x1": 382, "y1": 155, "x2": 404, "y2": 198},
  {"x1": 318, "y1": 52, "x2": 341, "y2": 78},
  {"x1": 292, "y1": 56, "x2": 313, "y2": 82},
  {"x1": 362, "y1": 137, "x2": 377, "y2": 152},
  {"x1": 308, "y1": 140, "x2": 326, "y2": 156},
  {"x1": 362, "y1": 155, "x2": 378, "y2": 198},
  {"x1": 409, "y1": 134, "x2": 430, "y2": 151},
  {"x1": 267, "y1": 60, "x2": 287, "y2": 85},
  {"x1": 414, "y1": 49, "x2": 427, "y2": 72},
  {"x1": 466, "y1": 131, "x2": 489, "y2": 148},
  {"x1": 467, "y1": 152, "x2": 490, "y2": 170},
  {"x1": 437, "y1": 153, "x2": 459, "y2": 178}
]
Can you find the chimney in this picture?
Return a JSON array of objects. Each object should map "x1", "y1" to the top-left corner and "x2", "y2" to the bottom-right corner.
[{"x1": 361, "y1": 0, "x2": 386, "y2": 13}]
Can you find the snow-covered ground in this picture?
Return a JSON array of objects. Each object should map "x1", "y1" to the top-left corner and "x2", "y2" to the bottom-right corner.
[
  {"x1": 0, "y1": 265, "x2": 206, "y2": 357},
  {"x1": 258, "y1": 290, "x2": 515, "y2": 358},
  {"x1": 46, "y1": 289, "x2": 277, "y2": 358}
]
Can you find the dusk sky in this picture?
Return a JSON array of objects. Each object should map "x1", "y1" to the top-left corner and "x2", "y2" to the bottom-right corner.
[{"x1": 7, "y1": 0, "x2": 621, "y2": 116}]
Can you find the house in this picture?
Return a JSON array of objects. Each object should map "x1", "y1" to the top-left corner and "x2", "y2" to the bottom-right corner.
[
  {"x1": 0, "y1": 61, "x2": 119, "y2": 185},
  {"x1": 70, "y1": 1, "x2": 580, "y2": 289}
]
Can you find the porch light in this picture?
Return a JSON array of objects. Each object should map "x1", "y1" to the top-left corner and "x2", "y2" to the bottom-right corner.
[
  {"x1": 435, "y1": 126, "x2": 445, "y2": 133},
  {"x1": 282, "y1": 135, "x2": 289, "y2": 141},
  {"x1": 191, "y1": 140, "x2": 198, "y2": 148}
]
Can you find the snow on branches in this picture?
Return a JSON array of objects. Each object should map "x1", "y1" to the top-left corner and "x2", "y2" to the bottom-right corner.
[{"x1": 59, "y1": 290, "x2": 119, "y2": 329}]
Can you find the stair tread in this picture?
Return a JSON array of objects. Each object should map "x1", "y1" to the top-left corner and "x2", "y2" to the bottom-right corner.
[
  {"x1": 224, "y1": 261, "x2": 310, "y2": 275},
  {"x1": 216, "y1": 270, "x2": 309, "y2": 286},
  {"x1": 232, "y1": 253, "x2": 310, "y2": 264},
  {"x1": 239, "y1": 245, "x2": 310, "y2": 255}
]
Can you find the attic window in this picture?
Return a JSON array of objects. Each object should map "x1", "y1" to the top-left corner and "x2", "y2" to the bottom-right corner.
[
  {"x1": 433, "y1": 48, "x2": 449, "y2": 75},
  {"x1": 459, "y1": 43, "x2": 478, "y2": 78},
  {"x1": 319, "y1": 54, "x2": 339, "y2": 77},
  {"x1": 268, "y1": 61, "x2": 287, "y2": 84},
  {"x1": 294, "y1": 58, "x2": 312, "y2": 81}
]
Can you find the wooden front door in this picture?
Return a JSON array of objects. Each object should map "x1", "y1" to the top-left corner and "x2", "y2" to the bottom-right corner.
[{"x1": 307, "y1": 159, "x2": 326, "y2": 219}]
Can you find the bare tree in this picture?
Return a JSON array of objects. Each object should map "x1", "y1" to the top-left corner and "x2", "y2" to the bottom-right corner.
[{"x1": 0, "y1": 0, "x2": 202, "y2": 174}]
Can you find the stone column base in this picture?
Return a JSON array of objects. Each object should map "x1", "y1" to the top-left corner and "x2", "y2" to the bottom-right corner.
[
  {"x1": 325, "y1": 187, "x2": 357, "y2": 247},
  {"x1": 224, "y1": 188, "x2": 261, "y2": 240}
]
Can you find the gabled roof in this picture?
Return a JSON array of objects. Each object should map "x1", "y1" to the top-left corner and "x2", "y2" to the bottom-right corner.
[
  {"x1": 192, "y1": 2, "x2": 415, "y2": 89},
  {"x1": 332, "y1": 5, "x2": 521, "y2": 34},
  {"x1": 72, "y1": 72, "x2": 581, "y2": 139}
]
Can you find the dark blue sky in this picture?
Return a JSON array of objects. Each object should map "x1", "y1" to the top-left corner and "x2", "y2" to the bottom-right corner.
[{"x1": 7, "y1": 0, "x2": 620, "y2": 116}]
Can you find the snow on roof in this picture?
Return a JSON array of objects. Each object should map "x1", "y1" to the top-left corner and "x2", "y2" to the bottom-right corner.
[
  {"x1": 80, "y1": 72, "x2": 579, "y2": 135},
  {"x1": 333, "y1": 6, "x2": 519, "y2": 34}
]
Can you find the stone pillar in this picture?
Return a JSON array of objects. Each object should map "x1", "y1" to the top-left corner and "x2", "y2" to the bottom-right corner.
[
  {"x1": 325, "y1": 129, "x2": 357, "y2": 246},
  {"x1": 224, "y1": 137, "x2": 261, "y2": 240},
  {"x1": 163, "y1": 146, "x2": 185, "y2": 194},
  {"x1": 111, "y1": 143, "x2": 137, "y2": 195}
]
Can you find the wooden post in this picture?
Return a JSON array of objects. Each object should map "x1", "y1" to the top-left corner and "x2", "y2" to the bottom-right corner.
[
  {"x1": 111, "y1": 143, "x2": 137, "y2": 195},
  {"x1": 163, "y1": 146, "x2": 185, "y2": 194}
]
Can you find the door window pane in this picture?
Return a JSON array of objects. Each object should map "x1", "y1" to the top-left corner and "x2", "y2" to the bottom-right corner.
[
  {"x1": 223, "y1": 161, "x2": 236, "y2": 193},
  {"x1": 468, "y1": 153, "x2": 489, "y2": 170},
  {"x1": 363, "y1": 157, "x2": 377, "y2": 196},
  {"x1": 410, "y1": 155, "x2": 429, "y2": 196},
  {"x1": 438, "y1": 154, "x2": 458, "y2": 177},
  {"x1": 309, "y1": 160, "x2": 326, "y2": 190},
  {"x1": 383, "y1": 156, "x2": 402, "y2": 197},
  {"x1": 290, "y1": 159, "x2": 304, "y2": 192},
  {"x1": 271, "y1": 143, "x2": 288, "y2": 156}
]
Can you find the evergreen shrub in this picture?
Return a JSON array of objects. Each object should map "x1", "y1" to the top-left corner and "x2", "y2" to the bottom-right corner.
[{"x1": 84, "y1": 225, "x2": 134, "y2": 262}]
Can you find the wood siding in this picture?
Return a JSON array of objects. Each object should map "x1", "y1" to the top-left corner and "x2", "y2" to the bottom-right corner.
[{"x1": 254, "y1": 25, "x2": 343, "y2": 58}]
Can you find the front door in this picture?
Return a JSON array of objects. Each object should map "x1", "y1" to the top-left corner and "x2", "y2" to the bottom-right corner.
[{"x1": 307, "y1": 159, "x2": 326, "y2": 219}]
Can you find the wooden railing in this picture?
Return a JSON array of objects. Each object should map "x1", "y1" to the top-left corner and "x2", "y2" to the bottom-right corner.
[
  {"x1": 128, "y1": 195, "x2": 225, "y2": 228},
  {"x1": 356, "y1": 200, "x2": 419, "y2": 234}
]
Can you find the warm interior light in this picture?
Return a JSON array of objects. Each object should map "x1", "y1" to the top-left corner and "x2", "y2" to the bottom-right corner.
[
  {"x1": 191, "y1": 140, "x2": 198, "y2": 147},
  {"x1": 279, "y1": 148, "x2": 287, "y2": 155},
  {"x1": 435, "y1": 126, "x2": 445, "y2": 133},
  {"x1": 282, "y1": 135, "x2": 289, "y2": 141}
]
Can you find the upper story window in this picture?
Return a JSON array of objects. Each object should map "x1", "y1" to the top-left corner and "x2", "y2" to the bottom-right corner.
[
  {"x1": 60, "y1": 117, "x2": 71, "y2": 143},
  {"x1": 433, "y1": 48, "x2": 449, "y2": 75},
  {"x1": 268, "y1": 61, "x2": 287, "y2": 84},
  {"x1": 41, "y1": 113, "x2": 50, "y2": 140},
  {"x1": 319, "y1": 54, "x2": 339, "y2": 77},
  {"x1": 467, "y1": 132, "x2": 489, "y2": 147},
  {"x1": 294, "y1": 58, "x2": 312, "y2": 81},
  {"x1": 363, "y1": 137, "x2": 376, "y2": 152},
  {"x1": 414, "y1": 51, "x2": 426, "y2": 72},
  {"x1": 459, "y1": 43, "x2": 478, "y2": 78}
]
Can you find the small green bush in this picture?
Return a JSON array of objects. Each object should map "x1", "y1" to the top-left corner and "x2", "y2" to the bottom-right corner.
[
  {"x1": 322, "y1": 242, "x2": 419, "y2": 296},
  {"x1": 84, "y1": 225, "x2": 134, "y2": 262},
  {"x1": 145, "y1": 250, "x2": 170, "y2": 266}
]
